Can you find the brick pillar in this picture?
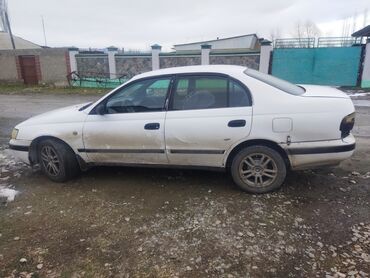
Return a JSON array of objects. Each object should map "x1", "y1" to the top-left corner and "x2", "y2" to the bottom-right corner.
[
  {"x1": 259, "y1": 41, "x2": 273, "y2": 74},
  {"x1": 107, "y1": 46, "x2": 118, "y2": 79},
  {"x1": 201, "y1": 44, "x2": 211, "y2": 65},
  {"x1": 15, "y1": 56, "x2": 22, "y2": 80},
  {"x1": 35, "y1": 55, "x2": 42, "y2": 83},
  {"x1": 361, "y1": 39, "x2": 370, "y2": 88},
  {"x1": 151, "y1": 44, "x2": 161, "y2": 70},
  {"x1": 68, "y1": 47, "x2": 79, "y2": 73}
]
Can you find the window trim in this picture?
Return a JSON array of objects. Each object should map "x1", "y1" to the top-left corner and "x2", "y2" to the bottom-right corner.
[
  {"x1": 168, "y1": 73, "x2": 252, "y2": 111},
  {"x1": 89, "y1": 74, "x2": 175, "y2": 115}
]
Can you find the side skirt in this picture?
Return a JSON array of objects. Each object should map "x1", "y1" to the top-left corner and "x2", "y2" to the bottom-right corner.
[{"x1": 83, "y1": 161, "x2": 226, "y2": 172}]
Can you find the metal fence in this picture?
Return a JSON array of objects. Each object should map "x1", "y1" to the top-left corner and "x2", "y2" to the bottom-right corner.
[
  {"x1": 317, "y1": 37, "x2": 361, "y2": 47},
  {"x1": 274, "y1": 37, "x2": 361, "y2": 48},
  {"x1": 274, "y1": 38, "x2": 315, "y2": 48},
  {"x1": 67, "y1": 71, "x2": 128, "y2": 88}
]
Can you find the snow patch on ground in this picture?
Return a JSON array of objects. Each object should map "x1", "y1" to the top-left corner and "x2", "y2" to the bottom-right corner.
[
  {"x1": 0, "y1": 147, "x2": 27, "y2": 203},
  {"x1": 349, "y1": 92, "x2": 370, "y2": 97},
  {"x1": 0, "y1": 186, "x2": 18, "y2": 202},
  {"x1": 344, "y1": 89, "x2": 370, "y2": 98}
]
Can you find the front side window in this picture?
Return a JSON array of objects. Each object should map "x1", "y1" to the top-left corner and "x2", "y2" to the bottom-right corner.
[
  {"x1": 171, "y1": 76, "x2": 251, "y2": 110},
  {"x1": 105, "y1": 78, "x2": 171, "y2": 113}
]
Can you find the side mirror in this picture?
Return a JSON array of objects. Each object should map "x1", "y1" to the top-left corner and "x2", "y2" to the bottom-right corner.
[{"x1": 96, "y1": 104, "x2": 106, "y2": 115}]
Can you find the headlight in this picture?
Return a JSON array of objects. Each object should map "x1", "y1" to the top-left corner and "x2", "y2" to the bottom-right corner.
[{"x1": 11, "y1": 128, "x2": 19, "y2": 140}]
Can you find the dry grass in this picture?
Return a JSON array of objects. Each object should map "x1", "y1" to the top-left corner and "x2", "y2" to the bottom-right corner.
[{"x1": 0, "y1": 84, "x2": 110, "y2": 95}]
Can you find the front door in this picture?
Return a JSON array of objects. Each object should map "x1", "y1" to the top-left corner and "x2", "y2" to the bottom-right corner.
[
  {"x1": 82, "y1": 76, "x2": 172, "y2": 164},
  {"x1": 19, "y1": 56, "x2": 39, "y2": 85},
  {"x1": 165, "y1": 74, "x2": 253, "y2": 167}
]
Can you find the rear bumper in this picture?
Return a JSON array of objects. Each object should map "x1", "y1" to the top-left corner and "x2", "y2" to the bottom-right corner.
[
  {"x1": 285, "y1": 135, "x2": 355, "y2": 170},
  {"x1": 9, "y1": 139, "x2": 31, "y2": 164}
]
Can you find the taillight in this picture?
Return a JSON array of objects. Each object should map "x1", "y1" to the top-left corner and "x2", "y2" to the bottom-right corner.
[{"x1": 340, "y1": 112, "x2": 355, "y2": 138}]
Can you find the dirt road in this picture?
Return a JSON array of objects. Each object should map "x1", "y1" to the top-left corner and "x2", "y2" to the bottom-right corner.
[{"x1": 0, "y1": 93, "x2": 369, "y2": 277}]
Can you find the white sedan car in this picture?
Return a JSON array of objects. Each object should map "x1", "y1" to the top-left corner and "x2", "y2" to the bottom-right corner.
[{"x1": 9, "y1": 65, "x2": 355, "y2": 193}]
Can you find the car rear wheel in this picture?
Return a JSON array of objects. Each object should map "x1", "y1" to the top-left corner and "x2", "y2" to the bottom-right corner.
[
  {"x1": 231, "y1": 145, "x2": 286, "y2": 193},
  {"x1": 38, "y1": 139, "x2": 80, "y2": 182}
]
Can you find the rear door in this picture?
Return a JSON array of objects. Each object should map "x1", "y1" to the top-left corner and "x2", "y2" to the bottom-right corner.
[{"x1": 164, "y1": 74, "x2": 253, "y2": 167}]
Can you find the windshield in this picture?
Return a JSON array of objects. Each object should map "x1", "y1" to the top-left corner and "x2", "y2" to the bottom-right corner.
[{"x1": 244, "y1": 69, "x2": 305, "y2": 96}]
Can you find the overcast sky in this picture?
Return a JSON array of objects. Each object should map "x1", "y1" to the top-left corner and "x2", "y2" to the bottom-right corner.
[{"x1": 6, "y1": 0, "x2": 370, "y2": 51}]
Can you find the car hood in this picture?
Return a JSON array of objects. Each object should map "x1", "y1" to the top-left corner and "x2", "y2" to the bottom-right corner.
[
  {"x1": 17, "y1": 102, "x2": 91, "y2": 127},
  {"x1": 301, "y1": 85, "x2": 350, "y2": 99}
]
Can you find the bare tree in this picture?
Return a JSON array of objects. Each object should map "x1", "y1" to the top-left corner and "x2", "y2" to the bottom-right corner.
[
  {"x1": 363, "y1": 8, "x2": 368, "y2": 28},
  {"x1": 269, "y1": 28, "x2": 282, "y2": 45},
  {"x1": 293, "y1": 20, "x2": 321, "y2": 47}
]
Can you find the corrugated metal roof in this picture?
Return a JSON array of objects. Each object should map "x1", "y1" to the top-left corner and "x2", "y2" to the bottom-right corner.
[
  {"x1": 174, "y1": 34, "x2": 257, "y2": 47},
  {"x1": 352, "y1": 25, "x2": 370, "y2": 37},
  {"x1": 0, "y1": 32, "x2": 41, "y2": 50}
]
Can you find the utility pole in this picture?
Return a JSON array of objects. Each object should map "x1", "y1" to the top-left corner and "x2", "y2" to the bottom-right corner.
[
  {"x1": 0, "y1": 0, "x2": 10, "y2": 32},
  {"x1": 1, "y1": 0, "x2": 14, "y2": 49},
  {"x1": 41, "y1": 16, "x2": 47, "y2": 46},
  {"x1": 4, "y1": 11, "x2": 15, "y2": 49}
]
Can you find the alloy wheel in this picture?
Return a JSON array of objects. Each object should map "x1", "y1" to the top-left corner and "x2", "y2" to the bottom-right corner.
[
  {"x1": 40, "y1": 145, "x2": 60, "y2": 176},
  {"x1": 239, "y1": 152, "x2": 278, "y2": 188}
]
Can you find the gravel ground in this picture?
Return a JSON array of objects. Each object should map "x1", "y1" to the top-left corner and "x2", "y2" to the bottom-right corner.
[{"x1": 0, "y1": 92, "x2": 369, "y2": 277}]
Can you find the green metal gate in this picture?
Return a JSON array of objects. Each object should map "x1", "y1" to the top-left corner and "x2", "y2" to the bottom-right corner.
[{"x1": 271, "y1": 46, "x2": 362, "y2": 86}]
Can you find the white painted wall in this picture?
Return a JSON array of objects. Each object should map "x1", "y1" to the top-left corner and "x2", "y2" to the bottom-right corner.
[
  {"x1": 68, "y1": 49, "x2": 78, "y2": 73},
  {"x1": 361, "y1": 41, "x2": 370, "y2": 88},
  {"x1": 107, "y1": 48, "x2": 118, "y2": 79},
  {"x1": 259, "y1": 44, "x2": 273, "y2": 73},
  {"x1": 201, "y1": 48, "x2": 211, "y2": 65},
  {"x1": 152, "y1": 48, "x2": 161, "y2": 70}
]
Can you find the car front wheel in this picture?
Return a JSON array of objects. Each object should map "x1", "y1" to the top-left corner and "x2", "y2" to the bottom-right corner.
[
  {"x1": 38, "y1": 139, "x2": 80, "y2": 182},
  {"x1": 231, "y1": 145, "x2": 287, "y2": 193}
]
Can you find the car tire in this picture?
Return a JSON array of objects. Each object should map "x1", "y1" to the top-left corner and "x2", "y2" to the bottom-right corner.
[
  {"x1": 231, "y1": 145, "x2": 286, "y2": 194},
  {"x1": 38, "y1": 139, "x2": 80, "y2": 182}
]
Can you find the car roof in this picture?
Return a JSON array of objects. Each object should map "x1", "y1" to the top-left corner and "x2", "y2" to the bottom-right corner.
[{"x1": 132, "y1": 65, "x2": 248, "y2": 80}]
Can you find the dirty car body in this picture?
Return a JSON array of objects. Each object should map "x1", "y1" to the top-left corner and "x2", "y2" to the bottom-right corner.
[{"x1": 9, "y1": 65, "x2": 356, "y2": 193}]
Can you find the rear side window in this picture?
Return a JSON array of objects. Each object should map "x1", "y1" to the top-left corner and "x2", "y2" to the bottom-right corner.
[
  {"x1": 171, "y1": 76, "x2": 251, "y2": 110},
  {"x1": 244, "y1": 68, "x2": 305, "y2": 95},
  {"x1": 229, "y1": 80, "x2": 251, "y2": 107}
]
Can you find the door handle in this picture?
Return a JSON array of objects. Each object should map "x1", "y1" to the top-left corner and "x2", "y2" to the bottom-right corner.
[
  {"x1": 144, "y1": 123, "x2": 160, "y2": 130},
  {"x1": 228, "y1": 119, "x2": 246, "y2": 127}
]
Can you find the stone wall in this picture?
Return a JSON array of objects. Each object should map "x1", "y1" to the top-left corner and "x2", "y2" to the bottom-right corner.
[
  {"x1": 210, "y1": 54, "x2": 260, "y2": 69},
  {"x1": 0, "y1": 48, "x2": 261, "y2": 86},
  {"x1": 74, "y1": 52, "x2": 259, "y2": 79},
  {"x1": 115, "y1": 55, "x2": 152, "y2": 78},
  {"x1": 75, "y1": 54, "x2": 109, "y2": 78},
  {"x1": 160, "y1": 55, "x2": 201, "y2": 68}
]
